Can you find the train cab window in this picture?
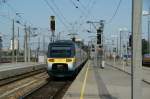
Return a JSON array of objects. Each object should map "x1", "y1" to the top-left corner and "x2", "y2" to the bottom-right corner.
[{"x1": 49, "y1": 46, "x2": 75, "y2": 58}]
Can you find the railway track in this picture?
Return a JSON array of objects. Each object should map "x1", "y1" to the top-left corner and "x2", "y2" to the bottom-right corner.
[
  {"x1": 0, "y1": 69, "x2": 46, "y2": 86},
  {"x1": 24, "y1": 78, "x2": 73, "y2": 99},
  {"x1": 0, "y1": 61, "x2": 86, "y2": 99},
  {"x1": 23, "y1": 61, "x2": 87, "y2": 99},
  {"x1": 0, "y1": 71, "x2": 48, "y2": 99}
]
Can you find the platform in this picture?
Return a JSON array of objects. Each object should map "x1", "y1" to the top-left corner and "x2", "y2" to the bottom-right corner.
[
  {"x1": 63, "y1": 60, "x2": 150, "y2": 99},
  {"x1": 0, "y1": 62, "x2": 46, "y2": 80},
  {"x1": 106, "y1": 59, "x2": 150, "y2": 84}
]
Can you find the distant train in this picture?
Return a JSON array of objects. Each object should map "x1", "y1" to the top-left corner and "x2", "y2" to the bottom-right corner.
[
  {"x1": 47, "y1": 40, "x2": 87, "y2": 77},
  {"x1": 142, "y1": 54, "x2": 150, "y2": 66}
]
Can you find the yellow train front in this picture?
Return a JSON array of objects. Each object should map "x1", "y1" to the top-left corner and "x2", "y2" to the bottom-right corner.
[{"x1": 47, "y1": 40, "x2": 87, "y2": 77}]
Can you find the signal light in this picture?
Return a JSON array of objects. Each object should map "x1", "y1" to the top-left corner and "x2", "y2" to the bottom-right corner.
[
  {"x1": 50, "y1": 16, "x2": 55, "y2": 31},
  {"x1": 51, "y1": 21, "x2": 55, "y2": 31},
  {"x1": 97, "y1": 28, "x2": 102, "y2": 33},
  {"x1": 97, "y1": 34, "x2": 101, "y2": 44}
]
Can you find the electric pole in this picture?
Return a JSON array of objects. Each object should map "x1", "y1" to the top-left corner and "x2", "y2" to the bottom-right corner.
[
  {"x1": 43, "y1": 35, "x2": 45, "y2": 53},
  {"x1": 24, "y1": 25, "x2": 27, "y2": 62},
  {"x1": 132, "y1": 0, "x2": 143, "y2": 99},
  {"x1": 148, "y1": 7, "x2": 150, "y2": 53},
  {"x1": 16, "y1": 27, "x2": 19, "y2": 62},
  {"x1": 87, "y1": 20, "x2": 105, "y2": 68},
  {"x1": 117, "y1": 36, "x2": 119, "y2": 55},
  {"x1": 58, "y1": 32, "x2": 61, "y2": 40},
  {"x1": 120, "y1": 30, "x2": 122, "y2": 57},
  {"x1": 37, "y1": 37, "x2": 40, "y2": 62},
  {"x1": 28, "y1": 26, "x2": 31, "y2": 62},
  {"x1": 12, "y1": 19, "x2": 15, "y2": 63}
]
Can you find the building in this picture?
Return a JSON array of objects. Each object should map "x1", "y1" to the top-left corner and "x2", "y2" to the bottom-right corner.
[{"x1": 9, "y1": 37, "x2": 19, "y2": 50}]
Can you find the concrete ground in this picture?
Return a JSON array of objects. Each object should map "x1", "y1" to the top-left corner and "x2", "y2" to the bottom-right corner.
[
  {"x1": 106, "y1": 59, "x2": 150, "y2": 84},
  {"x1": 63, "y1": 59, "x2": 150, "y2": 99}
]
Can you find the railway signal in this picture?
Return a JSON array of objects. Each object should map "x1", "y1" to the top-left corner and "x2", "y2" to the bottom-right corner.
[
  {"x1": 50, "y1": 16, "x2": 55, "y2": 31},
  {"x1": 50, "y1": 16, "x2": 55, "y2": 42},
  {"x1": 96, "y1": 20, "x2": 104, "y2": 48},
  {"x1": 97, "y1": 28, "x2": 102, "y2": 47},
  {"x1": 129, "y1": 34, "x2": 132, "y2": 47}
]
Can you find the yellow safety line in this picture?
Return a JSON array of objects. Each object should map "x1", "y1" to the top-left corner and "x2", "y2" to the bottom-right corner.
[{"x1": 80, "y1": 62, "x2": 89, "y2": 99}]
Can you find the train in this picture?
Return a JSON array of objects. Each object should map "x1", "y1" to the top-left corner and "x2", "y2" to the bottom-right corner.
[
  {"x1": 142, "y1": 54, "x2": 150, "y2": 66},
  {"x1": 47, "y1": 40, "x2": 87, "y2": 77}
]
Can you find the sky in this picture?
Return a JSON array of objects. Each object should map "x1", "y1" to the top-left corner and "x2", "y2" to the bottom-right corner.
[{"x1": 0, "y1": 0, "x2": 149, "y2": 50}]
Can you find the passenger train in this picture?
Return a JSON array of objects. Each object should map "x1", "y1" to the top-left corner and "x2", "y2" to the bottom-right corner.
[{"x1": 47, "y1": 40, "x2": 87, "y2": 77}]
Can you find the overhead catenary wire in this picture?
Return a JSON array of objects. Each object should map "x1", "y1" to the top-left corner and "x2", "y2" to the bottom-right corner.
[
  {"x1": 87, "y1": 0, "x2": 96, "y2": 15},
  {"x1": 76, "y1": 0, "x2": 89, "y2": 13},
  {"x1": 0, "y1": 13, "x2": 12, "y2": 21},
  {"x1": 70, "y1": 0, "x2": 78, "y2": 8},
  {"x1": 77, "y1": 0, "x2": 97, "y2": 33},
  {"x1": 69, "y1": 0, "x2": 95, "y2": 31},
  {"x1": 87, "y1": 0, "x2": 92, "y2": 9},
  {"x1": 43, "y1": 0, "x2": 69, "y2": 31},
  {"x1": 69, "y1": 0, "x2": 86, "y2": 15},
  {"x1": 51, "y1": 0, "x2": 69, "y2": 25},
  {"x1": 1, "y1": 1, "x2": 34, "y2": 27},
  {"x1": 68, "y1": 0, "x2": 94, "y2": 23},
  {"x1": 80, "y1": 0, "x2": 96, "y2": 21},
  {"x1": 0, "y1": 1, "x2": 12, "y2": 21},
  {"x1": 107, "y1": 0, "x2": 122, "y2": 24}
]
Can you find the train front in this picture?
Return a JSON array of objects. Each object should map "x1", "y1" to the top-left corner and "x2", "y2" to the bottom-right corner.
[{"x1": 47, "y1": 42, "x2": 76, "y2": 77}]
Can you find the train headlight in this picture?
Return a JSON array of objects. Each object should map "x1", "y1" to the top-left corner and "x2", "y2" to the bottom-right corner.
[
  {"x1": 48, "y1": 58, "x2": 54, "y2": 62},
  {"x1": 66, "y1": 58, "x2": 72, "y2": 62}
]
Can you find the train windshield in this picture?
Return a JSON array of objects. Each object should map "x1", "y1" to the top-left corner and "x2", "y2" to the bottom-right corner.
[{"x1": 49, "y1": 46, "x2": 74, "y2": 58}]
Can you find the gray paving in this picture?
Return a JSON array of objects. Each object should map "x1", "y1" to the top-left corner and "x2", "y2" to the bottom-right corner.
[
  {"x1": 106, "y1": 59, "x2": 150, "y2": 84},
  {"x1": 63, "y1": 60, "x2": 150, "y2": 99}
]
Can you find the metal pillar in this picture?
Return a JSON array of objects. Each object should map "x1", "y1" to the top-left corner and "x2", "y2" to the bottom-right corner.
[
  {"x1": 12, "y1": 19, "x2": 15, "y2": 62},
  {"x1": 117, "y1": 36, "x2": 119, "y2": 55},
  {"x1": 16, "y1": 27, "x2": 19, "y2": 62},
  {"x1": 43, "y1": 35, "x2": 45, "y2": 52},
  {"x1": 131, "y1": 0, "x2": 143, "y2": 99},
  {"x1": 28, "y1": 26, "x2": 31, "y2": 62},
  {"x1": 24, "y1": 25, "x2": 27, "y2": 62},
  {"x1": 119, "y1": 30, "x2": 122, "y2": 58},
  {"x1": 37, "y1": 37, "x2": 40, "y2": 62},
  {"x1": 148, "y1": 7, "x2": 150, "y2": 53}
]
